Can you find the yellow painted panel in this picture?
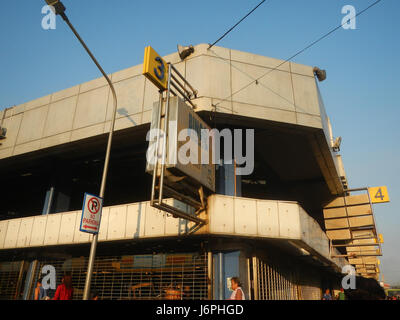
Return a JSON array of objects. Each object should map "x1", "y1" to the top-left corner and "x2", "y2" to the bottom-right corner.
[
  {"x1": 346, "y1": 194, "x2": 370, "y2": 206},
  {"x1": 323, "y1": 204, "x2": 371, "y2": 218},
  {"x1": 368, "y1": 186, "x2": 390, "y2": 204},
  {"x1": 325, "y1": 218, "x2": 349, "y2": 230},
  {"x1": 324, "y1": 194, "x2": 369, "y2": 208},
  {"x1": 326, "y1": 229, "x2": 351, "y2": 240},
  {"x1": 143, "y1": 46, "x2": 169, "y2": 91},
  {"x1": 348, "y1": 215, "x2": 374, "y2": 228}
]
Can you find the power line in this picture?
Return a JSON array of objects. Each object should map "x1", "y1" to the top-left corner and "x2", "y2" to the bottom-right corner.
[
  {"x1": 208, "y1": 46, "x2": 301, "y2": 114},
  {"x1": 208, "y1": 0, "x2": 268, "y2": 49},
  {"x1": 213, "y1": 0, "x2": 383, "y2": 109}
]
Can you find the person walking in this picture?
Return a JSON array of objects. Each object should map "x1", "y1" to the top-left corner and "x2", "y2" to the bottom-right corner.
[
  {"x1": 53, "y1": 273, "x2": 74, "y2": 300},
  {"x1": 322, "y1": 289, "x2": 332, "y2": 300},
  {"x1": 34, "y1": 278, "x2": 47, "y2": 300},
  {"x1": 229, "y1": 277, "x2": 245, "y2": 300},
  {"x1": 90, "y1": 290, "x2": 100, "y2": 300},
  {"x1": 338, "y1": 288, "x2": 346, "y2": 300}
]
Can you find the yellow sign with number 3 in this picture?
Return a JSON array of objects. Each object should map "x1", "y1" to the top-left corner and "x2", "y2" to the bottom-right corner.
[
  {"x1": 368, "y1": 186, "x2": 390, "y2": 204},
  {"x1": 143, "y1": 46, "x2": 169, "y2": 91}
]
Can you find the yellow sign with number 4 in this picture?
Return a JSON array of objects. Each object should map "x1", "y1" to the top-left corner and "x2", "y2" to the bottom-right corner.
[{"x1": 368, "y1": 186, "x2": 390, "y2": 204}]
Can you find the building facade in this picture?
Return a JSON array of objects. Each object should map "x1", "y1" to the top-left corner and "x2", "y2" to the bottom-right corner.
[{"x1": 0, "y1": 44, "x2": 380, "y2": 300}]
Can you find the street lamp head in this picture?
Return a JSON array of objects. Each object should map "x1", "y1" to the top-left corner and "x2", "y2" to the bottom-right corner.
[{"x1": 45, "y1": 0, "x2": 66, "y2": 16}]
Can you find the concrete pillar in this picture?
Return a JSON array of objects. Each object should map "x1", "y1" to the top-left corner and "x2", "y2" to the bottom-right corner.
[
  {"x1": 22, "y1": 260, "x2": 38, "y2": 300},
  {"x1": 217, "y1": 162, "x2": 241, "y2": 197},
  {"x1": 219, "y1": 252, "x2": 224, "y2": 300},
  {"x1": 42, "y1": 187, "x2": 55, "y2": 215},
  {"x1": 213, "y1": 251, "x2": 245, "y2": 300}
]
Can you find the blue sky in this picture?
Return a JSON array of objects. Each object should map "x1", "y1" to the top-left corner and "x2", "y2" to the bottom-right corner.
[{"x1": 1, "y1": 0, "x2": 399, "y2": 285}]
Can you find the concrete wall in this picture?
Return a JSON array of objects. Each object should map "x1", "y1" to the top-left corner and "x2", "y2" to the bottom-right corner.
[
  {"x1": 0, "y1": 44, "x2": 327, "y2": 160},
  {"x1": 0, "y1": 195, "x2": 346, "y2": 270},
  {"x1": 207, "y1": 195, "x2": 347, "y2": 269}
]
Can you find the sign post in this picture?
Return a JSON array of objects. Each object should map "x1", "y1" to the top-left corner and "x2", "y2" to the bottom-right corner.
[
  {"x1": 80, "y1": 193, "x2": 103, "y2": 234},
  {"x1": 44, "y1": 0, "x2": 119, "y2": 301}
]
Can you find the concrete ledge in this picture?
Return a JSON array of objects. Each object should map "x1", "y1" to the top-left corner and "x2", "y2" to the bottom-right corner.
[{"x1": 0, "y1": 195, "x2": 347, "y2": 269}]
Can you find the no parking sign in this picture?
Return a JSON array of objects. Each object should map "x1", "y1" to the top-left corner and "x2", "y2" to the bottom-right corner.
[{"x1": 80, "y1": 193, "x2": 103, "y2": 234}]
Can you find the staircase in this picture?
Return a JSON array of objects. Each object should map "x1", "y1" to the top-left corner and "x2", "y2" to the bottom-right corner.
[{"x1": 323, "y1": 188, "x2": 382, "y2": 280}]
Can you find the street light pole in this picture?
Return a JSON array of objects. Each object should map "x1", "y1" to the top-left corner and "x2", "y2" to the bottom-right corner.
[{"x1": 45, "y1": 1, "x2": 118, "y2": 300}]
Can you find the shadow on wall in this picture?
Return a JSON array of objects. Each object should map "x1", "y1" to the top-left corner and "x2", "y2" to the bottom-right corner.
[{"x1": 118, "y1": 108, "x2": 137, "y2": 126}]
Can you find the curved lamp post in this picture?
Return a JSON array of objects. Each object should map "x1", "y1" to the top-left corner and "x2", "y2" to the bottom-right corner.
[{"x1": 44, "y1": 0, "x2": 118, "y2": 300}]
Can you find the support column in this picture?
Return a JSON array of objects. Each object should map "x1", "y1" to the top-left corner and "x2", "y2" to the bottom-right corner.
[
  {"x1": 207, "y1": 252, "x2": 213, "y2": 300},
  {"x1": 14, "y1": 261, "x2": 26, "y2": 300},
  {"x1": 22, "y1": 260, "x2": 38, "y2": 300},
  {"x1": 218, "y1": 253, "x2": 224, "y2": 300},
  {"x1": 217, "y1": 162, "x2": 242, "y2": 197},
  {"x1": 252, "y1": 256, "x2": 258, "y2": 300},
  {"x1": 42, "y1": 187, "x2": 55, "y2": 215}
]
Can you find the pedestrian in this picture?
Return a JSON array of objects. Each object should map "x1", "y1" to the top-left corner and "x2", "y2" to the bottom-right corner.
[
  {"x1": 322, "y1": 289, "x2": 332, "y2": 300},
  {"x1": 53, "y1": 273, "x2": 74, "y2": 300},
  {"x1": 182, "y1": 286, "x2": 192, "y2": 300},
  {"x1": 229, "y1": 277, "x2": 245, "y2": 300},
  {"x1": 90, "y1": 290, "x2": 100, "y2": 300},
  {"x1": 34, "y1": 278, "x2": 47, "y2": 300},
  {"x1": 338, "y1": 288, "x2": 346, "y2": 300}
]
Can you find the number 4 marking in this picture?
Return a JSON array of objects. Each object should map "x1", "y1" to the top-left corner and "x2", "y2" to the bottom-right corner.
[{"x1": 375, "y1": 188, "x2": 384, "y2": 201}]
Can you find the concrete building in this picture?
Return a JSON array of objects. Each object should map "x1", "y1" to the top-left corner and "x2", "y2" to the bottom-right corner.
[{"x1": 0, "y1": 44, "x2": 382, "y2": 300}]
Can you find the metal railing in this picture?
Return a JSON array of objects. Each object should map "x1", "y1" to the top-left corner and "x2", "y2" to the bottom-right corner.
[
  {"x1": 0, "y1": 261, "x2": 24, "y2": 300},
  {"x1": 251, "y1": 256, "x2": 302, "y2": 300},
  {"x1": 149, "y1": 63, "x2": 206, "y2": 229}
]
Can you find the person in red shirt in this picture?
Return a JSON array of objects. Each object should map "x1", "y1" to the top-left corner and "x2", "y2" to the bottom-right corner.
[{"x1": 53, "y1": 273, "x2": 74, "y2": 300}]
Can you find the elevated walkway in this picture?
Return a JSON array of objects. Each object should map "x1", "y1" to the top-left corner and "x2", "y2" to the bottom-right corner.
[{"x1": 0, "y1": 195, "x2": 347, "y2": 272}]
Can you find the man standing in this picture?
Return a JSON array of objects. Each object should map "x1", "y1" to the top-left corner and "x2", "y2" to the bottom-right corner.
[{"x1": 322, "y1": 289, "x2": 332, "y2": 300}]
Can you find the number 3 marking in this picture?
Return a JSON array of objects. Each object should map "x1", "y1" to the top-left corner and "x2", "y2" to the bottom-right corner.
[{"x1": 154, "y1": 57, "x2": 165, "y2": 81}]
